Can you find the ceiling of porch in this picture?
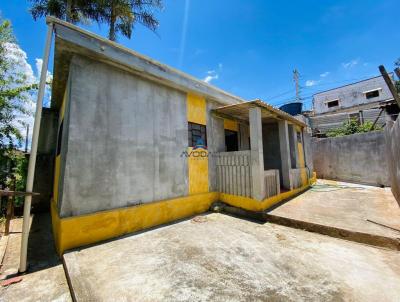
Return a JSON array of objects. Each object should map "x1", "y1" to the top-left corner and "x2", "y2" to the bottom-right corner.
[{"x1": 212, "y1": 100, "x2": 306, "y2": 127}]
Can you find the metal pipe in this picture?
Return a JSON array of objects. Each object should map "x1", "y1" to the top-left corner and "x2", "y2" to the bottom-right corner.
[{"x1": 19, "y1": 22, "x2": 53, "y2": 273}]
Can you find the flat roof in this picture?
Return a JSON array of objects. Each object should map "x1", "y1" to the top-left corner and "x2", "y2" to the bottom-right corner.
[
  {"x1": 47, "y1": 17, "x2": 299, "y2": 124},
  {"x1": 313, "y1": 74, "x2": 394, "y2": 97},
  {"x1": 47, "y1": 16, "x2": 246, "y2": 109},
  {"x1": 213, "y1": 100, "x2": 306, "y2": 127}
]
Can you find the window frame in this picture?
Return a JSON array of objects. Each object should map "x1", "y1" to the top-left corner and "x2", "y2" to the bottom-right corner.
[
  {"x1": 188, "y1": 122, "x2": 207, "y2": 148},
  {"x1": 326, "y1": 99, "x2": 339, "y2": 108},
  {"x1": 365, "y1": 89, "x2": 380, "y2": 99}
]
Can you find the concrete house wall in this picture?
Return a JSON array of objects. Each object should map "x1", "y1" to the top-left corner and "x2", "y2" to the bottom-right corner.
[
  {"x1": 313, "y1": 76, "x2": 393, "y2": 115},
  {"x1": 58, "y1": 56, "x2": 189, "y2": 217},
  {"x1": 46, "y1": 17, "x2": 314, "y2": 256}
]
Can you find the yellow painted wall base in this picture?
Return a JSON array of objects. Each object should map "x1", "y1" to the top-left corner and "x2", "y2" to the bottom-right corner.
[
  {"x1": 51, "y1": 192, "x2": 219, "y2": 255},
  {"x1": 220, "y1": 176, "x2": 316, "y2": 212},
  {"x1": 52, "y1": 175, "x2": 317, "y2": 256}
]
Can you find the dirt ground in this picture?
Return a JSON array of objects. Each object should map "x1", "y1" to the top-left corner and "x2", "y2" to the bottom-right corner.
[
  {"x1": 0, "y1": 214, "x2": 71, "y2": 302},
  {"x1": 64, "y1": 213, "x2": 400, "y2": 302}
]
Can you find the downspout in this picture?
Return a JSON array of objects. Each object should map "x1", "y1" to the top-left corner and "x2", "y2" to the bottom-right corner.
[{"x1": 19, "y1": 22, "x2": 54, "y2": 273}]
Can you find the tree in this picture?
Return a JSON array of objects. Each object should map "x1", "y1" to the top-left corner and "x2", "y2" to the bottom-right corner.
[
  {"x1": 30, "y1": 0, "x2": 98, "y2": 23},
  {"x1": 0, "y1": 18, "x2": 35, "y2": 188},
  {"x1": 95, "y1": 0, "x2": 162, "y2": 41},
  {"x1": 29, "y1": 0, "x2": 163, "y2": 41}
]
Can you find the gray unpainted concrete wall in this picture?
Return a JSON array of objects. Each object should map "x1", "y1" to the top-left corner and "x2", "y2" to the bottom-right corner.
[
  {"x1": 385, "y1": 119, "x2": 400, "y2": 205},
  {"x1": 313, "y1": 76, "x2": 393, "y2": 115},
  {"x1": 207, "y1": 102, "x2": 225, "y2": 192},
  {"x1": 33, "y1": 108, "x2": 59, "y2": 212},
  {"x1": 312, "y1": 131, "x2": 390, "y2": 186},
  {"x1": 59, "y1": 55, "x2": 188, "y2": 217},
  {"x1": 303, "y1": 131, "x2": 313, "y2": 174},
  {"x1": 262, "y1": 123, "x2": 282, "y2": 171}
]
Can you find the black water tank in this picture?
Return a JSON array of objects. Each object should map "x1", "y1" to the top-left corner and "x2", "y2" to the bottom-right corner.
[{"x1": 279, "y1": 102, "x2": 303, "y2": 116}]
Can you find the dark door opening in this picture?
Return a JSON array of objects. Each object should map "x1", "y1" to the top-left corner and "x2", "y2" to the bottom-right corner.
[{"x1": 225, "y1": 130, "x2": 238, "y2": 152}]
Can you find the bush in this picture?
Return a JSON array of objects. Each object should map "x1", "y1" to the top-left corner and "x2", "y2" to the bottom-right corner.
[{"x1": 326, "y1": 119, "x2": 382, "y2": 137}]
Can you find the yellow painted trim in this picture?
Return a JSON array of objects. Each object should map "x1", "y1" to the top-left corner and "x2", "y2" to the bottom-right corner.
[
  {"x1": 186, "y1": 93, "x2": 209, "y2": 194},
  {"x1": 188, "y1": 147, "x2": 209, "y2": 195},
  {"x1": 52, "y1": 174, "x2": 317, "y2": 256},
  {"x1": 224, "y1": 119, "x2": 238, "y2": 132},
  {"x1": 187, "y1": 93, "x2": 206, "y2": 125},
  {"x1": 297, "y1": 140, "x2": 307, "y2": 186},
  {"x1": 220, "y1": 180, "x2": 314, "y2": 212},
  {"x1": 51, "y1": 192, "x2": 219, "y2": 255}
]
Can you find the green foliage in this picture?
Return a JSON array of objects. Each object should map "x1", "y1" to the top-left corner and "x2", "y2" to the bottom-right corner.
[
  {"x1": 0, "y1": 18, "x2": 33, "y2": 192},
  {"x1": 30, "y1": 0, "x2": 100, "y2": 23},
  {"x1": 326, "y1": 119, "x2": 382, "y2": 138},
  {"x1": 29, "y1": 0, "x2": 163, "y2": 41},
  {"x1": 97, "y1": 0, "x2": 163, "y2": 41},
  {"x1": 1, "y1": 151, "x2": 28, "y2": 206}
]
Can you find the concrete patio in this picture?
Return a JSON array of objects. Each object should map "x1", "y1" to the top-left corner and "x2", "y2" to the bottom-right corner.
[
  {"x1": 0, "y1": 215, "x2": 72, "y2": 302},
  {"x1": 64, "y1": 213, "x2": 400, "y2": 302},
  {"x1": 266, "y1": 179, "x2": 400, "y2": 250}
]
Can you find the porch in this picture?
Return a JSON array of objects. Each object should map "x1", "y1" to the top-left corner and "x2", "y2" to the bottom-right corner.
[{"x1": 212, "y1": 100, "x2": 312, "y2": 201}]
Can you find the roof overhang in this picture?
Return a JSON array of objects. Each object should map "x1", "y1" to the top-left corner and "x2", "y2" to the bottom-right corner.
[
  {"x1": 47, "y1": 17, "x2": 245, "y2": 109},
  {"x1": 212, "y1": 100, "x2": 306, "y2": 127}
]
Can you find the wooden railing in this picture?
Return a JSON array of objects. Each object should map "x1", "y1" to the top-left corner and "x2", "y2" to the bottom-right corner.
[
  {"x1": 264, "y1": 170, "x2": 280, "y2": 198},
  {"x1": 216, "y1": 151, "x2": 252, "y2": 197}
]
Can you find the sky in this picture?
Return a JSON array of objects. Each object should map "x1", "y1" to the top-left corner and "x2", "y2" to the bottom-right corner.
[{"x1": 1, "y1": 0, "x2": 400, "y2": 111}]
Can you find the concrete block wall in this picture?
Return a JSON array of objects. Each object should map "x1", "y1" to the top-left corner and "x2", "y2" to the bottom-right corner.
[
  {"x1": 385, "y1": 119, "x2": 400, "y2": 205},
  {"x1": 312, "y1": 131, "x2": 390, "y2": 186}
]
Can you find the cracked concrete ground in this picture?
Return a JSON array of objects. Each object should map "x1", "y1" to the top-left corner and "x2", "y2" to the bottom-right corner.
[{"x1": 64, "y1": 213, "x2": 400, "y2": 302}]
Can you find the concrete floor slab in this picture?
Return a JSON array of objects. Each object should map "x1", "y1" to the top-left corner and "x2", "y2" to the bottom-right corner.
[
  {"x1": 268, "y1": 180, "x2": 400, "y2": 242},
  {"x1": 64, "y1": 213, "x2": 400, "y2": 302},
  {"x1": 0, "y1": 215, "x2": 72, "y2": 302}
]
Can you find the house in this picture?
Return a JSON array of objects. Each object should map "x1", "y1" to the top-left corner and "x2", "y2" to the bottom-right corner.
[
  {"x1": 309, "y1": 75, "x2": 399, "y2": 135},
  {"x1": 36, "y1": 17, "x2": 315, "y2": 255}
]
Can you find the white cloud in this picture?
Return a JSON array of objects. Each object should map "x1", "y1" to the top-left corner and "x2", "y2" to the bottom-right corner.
[
  {"x1": 320, "y1": 71, "x2": 330, "y2": 78},
  {"x1": 202, "y1": 63, "x2": 223, "y2": 84},
  {"x1": 342, "y1": 59, "x2": 359, "y2": 69},
  {"x1": 35, "y1": 58, "x2": 53, "y2": 83},
  {"x1": 3, "y1": 42, "x2": 53, "y2": 149},
  {"x1": 203, "y1": 71, "x2": 219, "y2": 83},
  {"x1": 4, "y1": 42, "x2": 36, "y2": 84},
  {"x1": 305, "y1": 80, "x2": 318, "y2": 87}
]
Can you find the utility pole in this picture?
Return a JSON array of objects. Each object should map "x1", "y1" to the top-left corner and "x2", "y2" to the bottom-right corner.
[
  {"x1": 379, "y1": 65, "x2": 400, "y2": 109},
  {"x1": 293, "y1": 69, "x2": 301, "y2": 102}
]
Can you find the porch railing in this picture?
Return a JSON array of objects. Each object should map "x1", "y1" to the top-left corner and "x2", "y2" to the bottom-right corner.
[
  {"x1": 289, "y1": 168, "x2": 308, "y2": 189},
  {"x1": 216, "y1": 151, "x2": 252, "y2": 197},
  {"x1": 264, "y1": 169, "x2": 280, "y2": 198}
]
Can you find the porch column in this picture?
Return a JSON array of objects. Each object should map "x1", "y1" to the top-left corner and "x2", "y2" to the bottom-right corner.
[
  {"x1": 289, "y1": 125, "x2": 299, "y2": 168},
  {"x1": 249, "y1": 107, "x2": 265, "y2": 200},
  {"x1": 278, "y1": 120, "x2": 291, "y2": 189}
]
